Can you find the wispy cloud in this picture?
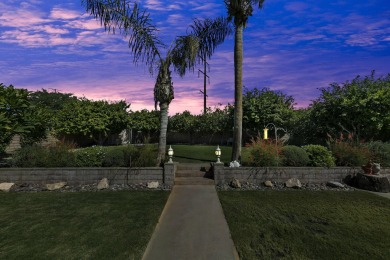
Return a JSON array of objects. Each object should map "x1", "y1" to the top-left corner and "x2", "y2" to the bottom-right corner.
[
  {"x1": 144, "y1": 0, "x2": 182, "y2": 11},
  {"x1": 1, "y1": 0, "x2": 389, "y2": 114}
]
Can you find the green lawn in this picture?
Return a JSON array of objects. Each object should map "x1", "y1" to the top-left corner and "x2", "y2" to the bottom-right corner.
[
  {"x1": 219, "y1": 190, "x2": 390, "y2": 260},
  {"x1": 0, "y1": 191, "x2": 170, "y2": 260},
  {"x1": 170, "y1": 144, "x2": 233, "y2": 163}
]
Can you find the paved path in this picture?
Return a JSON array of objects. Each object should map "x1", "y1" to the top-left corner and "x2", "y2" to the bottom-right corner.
[
  {"x1": 358, "y1": 189, "x2": 390, "y2": 199},
  {"x1": 142, "y1": 185, "x2": 239, "y2": 260}
]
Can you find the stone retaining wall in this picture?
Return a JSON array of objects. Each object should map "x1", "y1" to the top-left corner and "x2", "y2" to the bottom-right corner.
[
  {"x1": 213, "y1": 164, "x2": 390, "y2": 185},
  {"x1": 0, "y1": 167, "x2": 171, "y2": 185}
]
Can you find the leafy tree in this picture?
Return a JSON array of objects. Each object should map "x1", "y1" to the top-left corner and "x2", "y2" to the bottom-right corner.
[
  {"x1": 242, "y1": 87, "x2": 295, "y2": 139},
  {"x1": 128, "y1": 109, "x2": 160, "y2": 143},
  {"x1": 169, "y1": 111, "x2": 197, "y2": 143},
  {"x1": 83, "y1": 0, "x2": 230, "y2": 165},
  {"x1": 224, "y1": 0, "x2": 265, "y2": 162},
  {"x1": 169, "y1": 106, "x2": 232, "y2": 144},
  {"x1": 309, "y1": 72, "x2": 390, "y2": 143},
  {"x1": 23, "y1": 89, "x2": 78, "y2": 145},
  {"x1": 0, "y1": 84, "x2": 46, "y2": 154},
  {"x1": 54, "y1": 98, "x2": 130, "y2": 145},
  {"x1": 195, "y1": 106, "x2": 232, "y2": 141},
  {"x1": 29, "y1": 89, "x2": 76, "y2": 111}
]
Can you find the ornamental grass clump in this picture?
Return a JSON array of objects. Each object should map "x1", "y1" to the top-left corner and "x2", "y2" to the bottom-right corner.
[
  {"x1": 366, "y1": 141, "x2": 390, "y2": 167},
  {"x1": 302, "y1": 144, "x2": 335, "y2": 167},
  {"x1": 245, "y1": 135, "x2": 281, "y2": 167},
  {"x1": 327, "y1": 133, "x2": 370, "y2": 166}
]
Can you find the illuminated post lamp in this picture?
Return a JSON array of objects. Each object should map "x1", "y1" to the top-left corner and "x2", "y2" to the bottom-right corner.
[
  {"x1": 215, "y1": 145, "x2": 221, "y2": 163},
  {"x1": 263, "y1": 127, "x2": 269, "y2": 140},
  {"x1": 168, "y1": 145, "x2": 174, "y2": 163}
]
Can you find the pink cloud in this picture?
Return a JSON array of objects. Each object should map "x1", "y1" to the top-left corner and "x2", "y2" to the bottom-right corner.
[
  {"x1": 50, "y1": 7, "x2": 81, "y2": 20},
  {"x1": 0, "y1": 8, "x2": 47, "y2": 27}
]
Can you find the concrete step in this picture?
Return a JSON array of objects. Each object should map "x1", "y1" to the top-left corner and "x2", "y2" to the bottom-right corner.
[
  {"x1": 174, "y1": 177, "x2": 215, "y2": 185},
  {"x1": 176, "y1": 163, "x2": 211, "y2": 171},
  {"x1": 176, "y1": 170, "x2": 208, "y2": 178}
]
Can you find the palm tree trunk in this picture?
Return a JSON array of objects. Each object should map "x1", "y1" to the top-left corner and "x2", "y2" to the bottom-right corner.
[
  {"x1": 156, "y1": 102, "x2": 169, "y2": 166},
  {"x1": 232, "y1": 25, "x2": 243, "y2": 162}
]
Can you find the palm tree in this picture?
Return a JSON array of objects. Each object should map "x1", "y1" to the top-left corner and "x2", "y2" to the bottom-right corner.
[
  {"x1": 186, "y1": 18, "x2": 232, "y2": 114},
  {"x1": 224, "y1": 0, "x2": 265, "y2": 162},
  {"x1": 82, "y1": 0, "x2": 230, "y2": 165}
]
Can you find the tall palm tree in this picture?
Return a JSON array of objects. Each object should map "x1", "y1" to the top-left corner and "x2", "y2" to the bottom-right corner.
[
  {"x1": 187, "y1": 18, "x2": 232, "y2": 114},
  {"x1": 224, "y1": 0, "x2": 265, "y2": 162},
  {"x1": 82, "y1": 0, "x2": 230, "y2": 165}
]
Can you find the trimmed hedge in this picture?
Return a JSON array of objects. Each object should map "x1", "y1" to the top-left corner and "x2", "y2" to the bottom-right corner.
[
  {"x1": 281, "y1": 145, "x2": 309, "y2": 166},
  {"x1": 302, "y1": 145, "x2": 335, "y2": 167}
]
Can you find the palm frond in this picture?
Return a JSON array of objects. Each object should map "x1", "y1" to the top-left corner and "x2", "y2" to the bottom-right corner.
[
  {"x1": 170, "y1": 17, "x2": 231, "y2": 77},
  {"x1": 82, "y1": 0, "x2": 164, "y2": 71},
  {"x1": 224, "y1": 0, "x2": 264, "y2": 27},
  {"x1": 190, "y1": 17, "x2": 232, "y2": 60},
  {"x1": 170, "y1": 35, "x2": 200, "y2": 77}
]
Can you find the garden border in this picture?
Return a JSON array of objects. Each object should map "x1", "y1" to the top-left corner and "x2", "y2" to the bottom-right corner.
[
  {"x1": 212, "y1": 164, "x2": 390, "y2": 185},
  {"x1": 0, "y1": 163, "x2": 176, "y2": 186},
  {"x1": 1, "y1": 164, "x2": 389, "y2": 186}
]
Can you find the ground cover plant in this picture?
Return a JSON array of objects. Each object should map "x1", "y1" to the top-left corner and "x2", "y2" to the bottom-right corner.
[
  {"x1": 219, "y1": 190, "x2": 390, "y2": 260},
  {"x1": 0, "y1": 191, "x2": 169, "y2": 259}
]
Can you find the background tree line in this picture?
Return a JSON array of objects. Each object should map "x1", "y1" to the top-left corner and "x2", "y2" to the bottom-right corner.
[{"x1": 1, "y1": 72, "x2": 389, "y2": 157}]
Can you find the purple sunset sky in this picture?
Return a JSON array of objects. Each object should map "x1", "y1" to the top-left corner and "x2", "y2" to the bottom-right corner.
[{"x1": 1, "y1": 0, "x2": 389, "y2": 114}]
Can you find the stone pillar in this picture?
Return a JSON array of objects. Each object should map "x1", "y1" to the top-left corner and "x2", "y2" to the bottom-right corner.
[
  {"x1": 213, "y1": 163, "x2": 225, "y2": 185},
  {"x1": 163, "y1": 162, "x2": 176, "y2": 185}
]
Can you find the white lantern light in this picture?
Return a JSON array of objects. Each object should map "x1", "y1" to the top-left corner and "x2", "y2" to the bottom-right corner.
[
  {"x1": 215, "y1": 145, "x2": 221, "y2": 163},
  {"x1": 168, "y1": 145, "x2": 174, "y2": 163}
]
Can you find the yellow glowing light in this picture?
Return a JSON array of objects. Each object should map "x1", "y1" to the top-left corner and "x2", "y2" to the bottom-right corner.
[{"x1": 264, "y1": 128, "x2": 269, "y2": 140}]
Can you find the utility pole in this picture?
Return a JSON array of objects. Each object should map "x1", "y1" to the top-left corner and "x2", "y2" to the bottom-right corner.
[{"x1": 198, "y1": 53, "x2": 210, "y2": 115}]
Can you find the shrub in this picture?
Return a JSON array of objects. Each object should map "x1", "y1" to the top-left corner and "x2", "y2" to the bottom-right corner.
[
  {"x1": 12, "y1": 143, "x2": 76, "y2": 167},
  {"x1": 245, "y1": 136, "x2": 281, "y2": 167},
  {"x1": 131, "y1": 145, "x2": 157, "y2": 167},
  {"x1": 302, "y1": 145, "x2": 335, "y2": 167},
  {"x1": 366, "y1": 141, "x2": 390, "y2": 167},
  {"x1": 102, "y1": 149, "x2": 126, "y2": 167},
  {"x1": 102, "y1": 146, "x2": 139, "y2": 167},
  {"x1": 74, "y1": 146, "x2": 106, "y2": 167},
  {"x1": 281, "y1": 145, "x2": 309, "y2": 166},
  {"x1": 12, "y1": 144, "x2": 158, "y2": 168},
  {"x1": 330, "y1": 142, "x2": 370, "y2": 166}
]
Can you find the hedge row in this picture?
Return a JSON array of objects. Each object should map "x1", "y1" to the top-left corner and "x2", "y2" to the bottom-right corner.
[
  {"x1": 10, "y1": 144, "x2": 157, "y2": 168},
  {"x1": 245, "y1": 140, "x2": 390, "y2": 167}
]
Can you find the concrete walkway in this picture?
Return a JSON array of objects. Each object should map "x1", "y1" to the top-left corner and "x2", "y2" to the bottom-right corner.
[
  {"x1": 142, "y1": 185, "x2": 239, "y2": 260},
  {"x1": 358, "y1": 189, "x2": 390, "y2": 199}
]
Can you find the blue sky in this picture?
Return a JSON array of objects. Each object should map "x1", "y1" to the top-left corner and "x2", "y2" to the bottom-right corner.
[{"x1": 1, "y1": 0, "x2": 389, "y2": 114}]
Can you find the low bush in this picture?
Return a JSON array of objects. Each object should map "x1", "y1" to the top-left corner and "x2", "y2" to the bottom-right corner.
[
  {"x1": 302, "y1": 145, "x2": 335, "y2": 167},
  {"x1": 366, "y1": 141, "x2": 390, "y2": 167},
  {"x1": 102, "y1": 148, "x2": 127, "y2": 167},
  {"x1": 74, "y1": 146, "x2": 106, "y2": 167},
  {"x1": 12, "y1": 143, "x2": 76, "y2": 167},
  {"x1": 280, "y1": 145, "x2": 309, "y2": 166},
  {"x1": 76, "y1": 145, "x2": 155, "y2": 167},
  {"x1": 245, "y1": 136, "x2": 281, "y2": 167},
  {"x1": 330, "y1": 142, "x2": 370, "y2": 166},
  {"x1": 131, "y1": 145, "x2": 157, "y2": 167},
  {"x1": 11, "y1": 144, "x2": 157, "y2": 167}
]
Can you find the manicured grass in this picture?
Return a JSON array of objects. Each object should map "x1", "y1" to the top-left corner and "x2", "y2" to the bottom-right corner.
[
  {"x1": 219, "y1": 190, "x2": 390, "y2": 260},
  {"x1": 171, "y1": 144, "x2": 233, "y2": 163},
  {"x1": 0, "y1": 191, "x2": 170, "y2": 259}
]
